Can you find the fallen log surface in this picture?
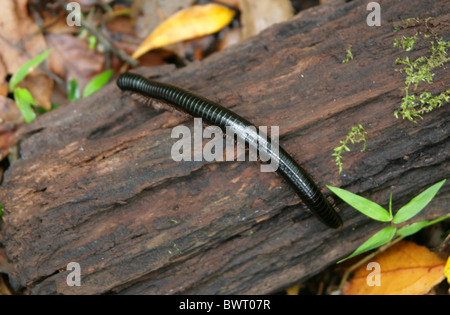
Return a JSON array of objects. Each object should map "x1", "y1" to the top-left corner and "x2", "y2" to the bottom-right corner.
[{"x1": 1, "y1": 0, "x2": 449, "y2": 294}]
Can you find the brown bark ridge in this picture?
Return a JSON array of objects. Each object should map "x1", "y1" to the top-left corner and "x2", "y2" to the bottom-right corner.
[{"x1": 0, "y1": 0, "x2": 449, "y2": 294}]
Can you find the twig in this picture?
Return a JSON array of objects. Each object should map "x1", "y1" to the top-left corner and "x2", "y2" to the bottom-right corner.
[
  {"x1": 80, "y1": 19, "x2": 138, "y2": 67},
  {"x1": 56, "y1": 0, "x2": 138, "y2": 67}
]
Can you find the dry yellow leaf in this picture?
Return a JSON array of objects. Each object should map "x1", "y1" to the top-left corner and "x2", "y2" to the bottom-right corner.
[
  {"x1": 286, "y1": 283, "x2": 302, "y2": 295},
  {"x1": 343, "y1": 240, "x2": 446, "y2": 295},
  {"x1": 132, "y1": 4, "x2": 236, "y2": 59},
  {"x1": 444, "y1": 256, "x2": 450, "y2": 290}
]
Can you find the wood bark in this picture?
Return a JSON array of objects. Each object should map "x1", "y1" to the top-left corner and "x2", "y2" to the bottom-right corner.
[{"x1": 0, "y1": 0, "x2": 449, "y2": 294}]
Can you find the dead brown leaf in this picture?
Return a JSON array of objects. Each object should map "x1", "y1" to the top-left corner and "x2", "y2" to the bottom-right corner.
[
  {"x1": 0, "y1": 81, "x2": 8, "y2": 98},
  {"x1": 0, "y1": 95, "x2": 20, "y2": 161},
  {"x1": 46, "y1": 33, "x2": 105, "y2": 92},
  {"x1": 39, "y1": 9, "x2": 79, "y2": 35},
  {"x1": 17, "y1": 73, "x2": 54, "y2": 110},
  {"x1": 343, "y1": 241, "x2": 446, "y2": 295},
  {"x1": 0, "y1": 55, "x2": 6, "y2": 90},
  {"x1": 0, "y1": 0, "x2": 48, "y2": 74},
  {"x1": 0, "y1": 130, "x2": 18, "y2": 163},
  {"x1": 0, "y1": 95, "x2": 23, "y2": 125},
  {"x1": 0, "y1": 275, "x2": 12, "y2": 295},
  {"x1": 215, "y1": 0, "x2": 240, "y2": 8},
  {"x1": 0, "y1": 0, "x2": 53, "y2": 109},
  {"x1": 239, "y1": 0, "x2": 294, "y2": 39}
]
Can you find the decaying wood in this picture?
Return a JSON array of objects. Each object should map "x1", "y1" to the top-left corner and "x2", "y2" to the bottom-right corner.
[{"x1": 1, "y1": 0, "x2": 449, "y2": 294}]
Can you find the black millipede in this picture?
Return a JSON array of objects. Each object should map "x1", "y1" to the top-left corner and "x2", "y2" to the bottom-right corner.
[{"x1": 117, "y1": 72, "x2": 343, "y2": 229}]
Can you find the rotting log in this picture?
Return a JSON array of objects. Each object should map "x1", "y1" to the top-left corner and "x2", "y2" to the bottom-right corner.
[{"x1": 0, "y1": 0, "x2": 449, "y2": 294}]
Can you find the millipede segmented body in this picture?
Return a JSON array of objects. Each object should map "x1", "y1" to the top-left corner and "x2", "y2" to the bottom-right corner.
[{"x1": 117, "y1": 72, "x2": 343, "y2": 229}]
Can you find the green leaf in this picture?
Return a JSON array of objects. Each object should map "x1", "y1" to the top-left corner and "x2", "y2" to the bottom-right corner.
[
  {"x1": 389, "y1": 192, "x2": 393, "y2": 219},
  {"x1": 327, "y1": 185, "x2": 392, "y2": 222},
  {"x1": 396, "y1": 220, "x2": 429, "y2": 237},
  {"x1": 9, "y1": 49, "x2": 53, "y2": 91},
  {"x1": 14, "y1": 88, "x2": 37, "y2": 123},
  {"x1": 82, "y1": 69, "x2": 113, "y2": 98},
  {"x1": 393, "y1": 179, "x2": 446, "y2": 224},
  {"x1": 88, "y1": 35, "x2": 97, "y2": 50},
  {"x1": 338, "y1": 226, "x2": 397, "y2": 263},
  {"x1": 0, "y1": 204, "x2": 3, "y2": 216},
  {"x1": 397, "y1": 214, "x2": 450, "y2": 237},
  {"x1": 67, "y1": 78, "x2": 80, "y2": 101}
]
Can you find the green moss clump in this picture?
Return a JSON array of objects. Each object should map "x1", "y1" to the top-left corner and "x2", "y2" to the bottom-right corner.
[{"x1": 393, "y1": 18, "x2": 450, "y2": 122}]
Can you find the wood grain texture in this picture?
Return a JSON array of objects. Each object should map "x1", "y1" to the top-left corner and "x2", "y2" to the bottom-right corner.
[{"x1": 0, "y1": 0, "x2": 449, "y2": 294}]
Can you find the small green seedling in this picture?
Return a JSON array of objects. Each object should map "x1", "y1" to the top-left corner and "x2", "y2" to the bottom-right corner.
[
  {"x1": 68, "y1": 69, "x2": 114, "y2": 101},
  {"x1": 342, "y1": 45, "x2": 354, "y2": 63},
  {"x1": 11, "y1": 49, "x2": 113, "y2": 121},
  {"x1": 88, "y1": 35, "x2": 97, "y2": 50},
  {"x1": 10, "y1": 49, "x2": 52, "y2": 123},
  {"x1": 13, "y1": 88, "x2": 38, "y2": 123},
  {"x1": 9, "y1": 49, "x2": 52, "y2": 91},
  {"x1": 327, "y1": 178, "x2": 447, "y2": 263},
  {"x1": 82, "y1": 69, "x2": 114, "y2": 98},
  {"x1": 67, "y1": 78, "x2": 81, "y2": 102},
  {"x1": 332, "y1": 124, "x2": 367, "y2": 174}
]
